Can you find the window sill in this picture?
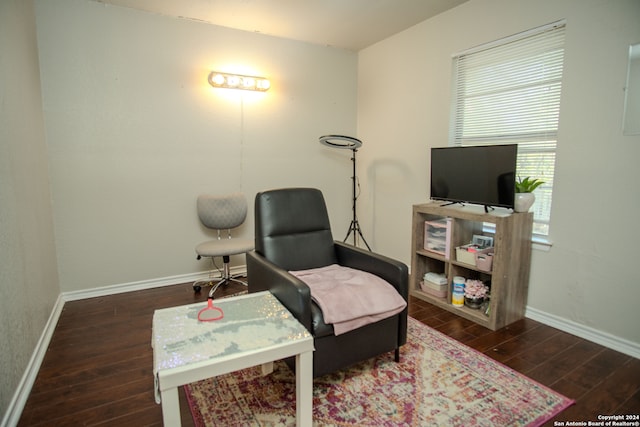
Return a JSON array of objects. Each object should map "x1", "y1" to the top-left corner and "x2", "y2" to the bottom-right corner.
[
  {"x1": 532, "y1": 235, "x2": 552, "y2": 251},
  {"x1": 483, "y1": 223, "x2": 552, "y2": 251}
]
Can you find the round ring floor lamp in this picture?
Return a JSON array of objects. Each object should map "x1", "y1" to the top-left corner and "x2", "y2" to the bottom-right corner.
[{"x1": 319, "y1": 134, "x2": 371, "y2": 251}]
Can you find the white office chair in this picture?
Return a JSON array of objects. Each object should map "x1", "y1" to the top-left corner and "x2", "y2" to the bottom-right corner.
[{"x1": 193, "y1": 193, "x2": 254, "y2": 295}]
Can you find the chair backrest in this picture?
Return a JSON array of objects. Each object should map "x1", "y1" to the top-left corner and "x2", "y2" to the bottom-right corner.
[
  {"x1": 254, "y1": 188, "x2": 337, "y2": 271},
  {"x1": 197, "y1": 193, "x2": 248, "y2": 231}
]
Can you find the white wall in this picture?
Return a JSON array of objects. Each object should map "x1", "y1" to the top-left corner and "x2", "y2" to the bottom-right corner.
[
  {"x1": 35, "y1": 0, "x2": 358, "y2": 292},
  {"x1": 358, "y1": 0, "x2": 640, "y2": 347},
  {"x1": 0, "y1": 0, "x2": 60, "y2": 417}
]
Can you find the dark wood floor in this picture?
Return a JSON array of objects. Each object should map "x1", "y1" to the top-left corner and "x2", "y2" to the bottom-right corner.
[{"x1": 17, "y1": 281, "x2": 640, "y2": 426}]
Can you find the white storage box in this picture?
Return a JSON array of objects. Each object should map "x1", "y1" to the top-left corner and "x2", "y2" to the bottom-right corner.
[
  {"x1": 455, "y1": 244, "x2": 492, "y2": 267},
  {"x1": 455, "y1": 244, "x2": 476, "y2": 265},
  {"x1": 423, "y1": 272, "x2": 447, "y2": 285}
]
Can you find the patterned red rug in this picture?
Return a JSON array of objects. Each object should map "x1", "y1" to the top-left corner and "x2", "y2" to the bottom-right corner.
[{"x1": 184, "y1": 317, "x2": 573, "y2": 426}]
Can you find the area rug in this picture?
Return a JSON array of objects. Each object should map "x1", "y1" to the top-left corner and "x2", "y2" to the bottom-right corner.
[{"x1": 184, "y1": 317, "x2": 573, "y2": 426}]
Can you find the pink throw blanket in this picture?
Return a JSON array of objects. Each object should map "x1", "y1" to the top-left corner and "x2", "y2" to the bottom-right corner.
[{"x1": 289, "y1": 264, "x2": 406, "y2": 335}]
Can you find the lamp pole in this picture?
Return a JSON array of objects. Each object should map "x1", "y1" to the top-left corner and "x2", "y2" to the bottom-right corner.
[{"x1": 319, "y1": 135, "x2": 371, "y2": 251}]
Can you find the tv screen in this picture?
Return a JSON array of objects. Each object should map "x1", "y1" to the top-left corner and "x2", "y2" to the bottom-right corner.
[{"x1": 430, "y1": 144, "x2": 517, "y2": 209}]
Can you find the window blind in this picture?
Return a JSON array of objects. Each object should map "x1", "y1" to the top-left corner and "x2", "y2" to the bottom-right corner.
[{"x1": 451, "y1": 22, "x2": 566, "y2": 236}]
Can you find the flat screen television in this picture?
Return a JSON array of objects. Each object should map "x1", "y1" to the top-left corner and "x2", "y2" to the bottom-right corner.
[{"x1": 430, "y1": 144, "x2": 517, "y2": 210}]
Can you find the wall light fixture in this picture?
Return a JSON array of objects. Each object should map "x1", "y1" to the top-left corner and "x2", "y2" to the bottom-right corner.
[{"x1": 208, "y1": 71, "x2": 270, "y2": 92}]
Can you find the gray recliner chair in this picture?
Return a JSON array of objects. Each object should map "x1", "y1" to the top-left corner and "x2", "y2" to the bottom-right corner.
[
  {"x1": 193, "y1": 193, "x2": 254, "y2": 295},
  {"x1": 246, "y1": 187, "x2": 408, "y2": 377}
]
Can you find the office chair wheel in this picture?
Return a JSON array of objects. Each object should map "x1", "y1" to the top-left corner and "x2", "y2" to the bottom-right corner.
[{"x1": 193, "y1": 284, "x2": 202, "y2": 293}]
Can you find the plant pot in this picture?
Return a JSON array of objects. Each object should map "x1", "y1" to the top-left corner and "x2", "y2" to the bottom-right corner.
[
  {"x1": 514, "y1": 192, "x2": 535, "y2": 212},
  {"x1": 464, "y1": 296, "x2": 484, "y2": 309}
]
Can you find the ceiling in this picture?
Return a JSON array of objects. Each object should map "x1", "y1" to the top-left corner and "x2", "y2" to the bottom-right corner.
[{"x1": 94, "y1": 0, "x2": 469, "y2": 51}]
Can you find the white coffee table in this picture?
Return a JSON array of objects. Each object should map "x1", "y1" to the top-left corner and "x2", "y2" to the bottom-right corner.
[{"x1": 152, "y1": 291, "x2": 314, "y2": 426}]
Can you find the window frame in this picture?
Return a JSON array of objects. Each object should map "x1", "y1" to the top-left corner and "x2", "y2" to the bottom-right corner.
[{"x1": 449, "y1": 21, "x2": 566, "y2": 240}]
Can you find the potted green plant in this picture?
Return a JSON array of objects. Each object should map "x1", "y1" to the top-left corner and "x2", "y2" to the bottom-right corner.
[{"x1": 514, "y1": 176, "x2": 544, "y2": 212}]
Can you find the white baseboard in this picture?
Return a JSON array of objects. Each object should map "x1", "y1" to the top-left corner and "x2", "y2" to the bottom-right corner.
[
  {"x1": 525, "y1": 306, "x2": 640, "y2": 359},
  {"x1": 1, "y1": 293, "x2": 65, "y2": 427},
  {"x1": 61, "y1": 266, "x2": 246, "y2": 301},
  {"x1": 1, "y1": 267, "x2": 246, "y2": 427}
]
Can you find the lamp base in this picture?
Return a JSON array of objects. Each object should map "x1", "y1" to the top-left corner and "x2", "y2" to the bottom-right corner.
[{"x1": 344, "y1": 219, "x2": 371, "y2": 251}]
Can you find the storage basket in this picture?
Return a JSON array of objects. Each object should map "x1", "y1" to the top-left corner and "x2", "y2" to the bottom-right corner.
[
  {"x1": 420, "y1": 280, "x2": 447, "y2": 298},
  {"x1": 475, "y1": 251, "x2": 494, "y2": 272},
  {"x1": 456, "y1": 245, "x2": 493, "y2": 268},
  {"x1": 455, "y1": 244, "x2": 477, "y2": 265}
]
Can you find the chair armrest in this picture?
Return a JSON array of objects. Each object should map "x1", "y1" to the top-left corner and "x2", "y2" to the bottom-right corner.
[
  {"x1": 334, "y1": 241, "x2": 409, "y2": 300},
  {"x1": 335, "y1": 241, "x2": 409, "y2": 347},
  {"x1": 246, "y1": 251, "x2": 313, "y2": 331}
]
